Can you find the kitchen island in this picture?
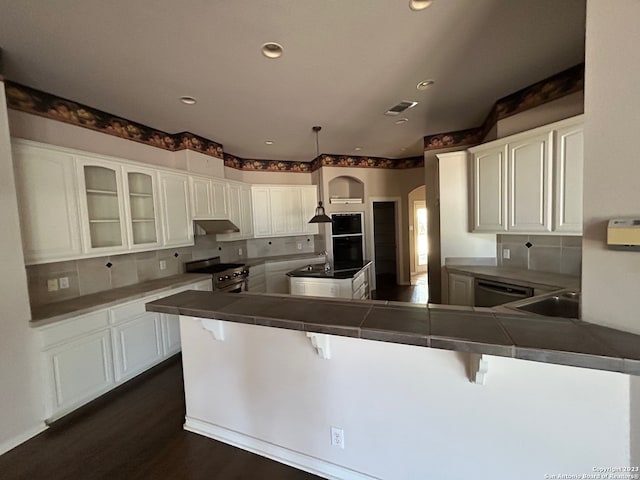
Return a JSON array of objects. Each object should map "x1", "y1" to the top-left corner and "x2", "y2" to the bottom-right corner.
[
  {"x1": 287, "y1": 261, "x2": 372, "y2": 299},
  {"x1": 145, "y1": 291, "x2": 637, "y2": 480}
]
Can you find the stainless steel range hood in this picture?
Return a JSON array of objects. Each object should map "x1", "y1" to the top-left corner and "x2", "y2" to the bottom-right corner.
[{"x1": 193, "y1": 219, "x2": 240, "y2": 235}]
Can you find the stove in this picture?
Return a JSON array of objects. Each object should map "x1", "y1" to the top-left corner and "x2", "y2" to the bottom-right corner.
[{"x1": 185, "y1": 257, "x2": 249, "y2": 292}]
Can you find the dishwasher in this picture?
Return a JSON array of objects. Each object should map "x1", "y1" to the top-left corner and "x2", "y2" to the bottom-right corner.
[{"x1": 474, "y1": 278, "x2": 534, "y2": 307}]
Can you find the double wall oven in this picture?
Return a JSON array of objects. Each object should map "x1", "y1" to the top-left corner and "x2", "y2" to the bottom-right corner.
[
  {"x1": 186, "y1": 257, "x2": 249, "y2": 293},
  {"x1": 331, "y1": 213, "x2": 365, "y2": 270}
]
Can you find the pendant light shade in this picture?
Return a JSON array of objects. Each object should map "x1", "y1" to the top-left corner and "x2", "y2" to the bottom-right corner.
[
  {"x1": 308, "y1": 126, "x2": 333, "y2": 224},
  {"x1": 309, "y1": 201, "x2": 332, "y2": 223}
]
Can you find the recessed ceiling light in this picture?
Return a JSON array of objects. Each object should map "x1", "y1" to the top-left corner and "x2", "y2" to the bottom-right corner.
[
  {"x1": 354, "y1": 147, "x2": 362, "y2": 151},
  {"x1": 261, "y1": 42, "x2": 283, "y2": 59},
  {"x1": 417, "y1": 79, "x2": 435, "y2": 90},
  {"x1": 179, "y1": 96, "x2": 197, "y2": 105},
  {"x1": 265, "y1": 140, "x2": 274, "y2": 145},
  {"x1": 409, "y1": 0, "x2": 433, "y2": 11},
  {"x1": 395, "y1": 118, "x2": 409, "y2": 124}
]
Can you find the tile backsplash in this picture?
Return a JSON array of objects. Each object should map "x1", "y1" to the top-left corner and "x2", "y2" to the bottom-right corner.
[
  {"x1": 26, "y1": 234, "x2": 320, "y2": 307},
  {"x1": 497, "y1": 234, "x2": 582, "y2": 276}
]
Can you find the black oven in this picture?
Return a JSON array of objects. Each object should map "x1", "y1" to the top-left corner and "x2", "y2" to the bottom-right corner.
[
  {"x1": 332, "y1": 235, "x2": 364, "y2": 270},
  {"x1": 331, "y1": 213, "x2": 363, "y2": 236}
]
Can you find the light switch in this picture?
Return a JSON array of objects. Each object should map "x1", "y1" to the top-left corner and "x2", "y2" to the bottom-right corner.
[{"x1": 503, "y1": 248, "x2": 510, "y2": 259}]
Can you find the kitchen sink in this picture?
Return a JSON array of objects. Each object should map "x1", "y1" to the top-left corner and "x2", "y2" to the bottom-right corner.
[{"x1": 512, "y1": 292, "x2": 580, "y2": 319}]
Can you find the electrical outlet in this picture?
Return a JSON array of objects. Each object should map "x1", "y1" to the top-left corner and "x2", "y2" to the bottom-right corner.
[
  {"x1": 331, "y1": 426, "x2": 344, "y2": 449},
  {"x1": 159, "y1": 260, "x2": 167, "y2": 270},
  {"x1": 297, "y1": 242, "x2": 302, "y2": 250},
  {"x1": 503, "y1": 248, "x2": 510, "y2": 259},
  {"x1": 238, "y1": 248, "x2": 243, "y2": 256},
  {"x1": 47, "y1": 278, "x2": 59, "y2": 292},
  {"x1": 59, "y1": 277, "x2": 69, "y2": 289}
]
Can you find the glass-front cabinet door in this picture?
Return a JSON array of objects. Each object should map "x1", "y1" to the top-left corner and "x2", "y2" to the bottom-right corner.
[
  {"x1": 77, "y1": 158, "x2": 127, "y2": 253},
  {"x1": 123, "y1": 168, "x2": 160, "y2": 249}
]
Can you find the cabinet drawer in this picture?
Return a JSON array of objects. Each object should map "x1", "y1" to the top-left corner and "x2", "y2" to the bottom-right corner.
[
  {"x1": 41, "y1": 310, "x2": 110, "y2": 348},
  {"x1": 110, "y1": 296, "x2": 157, "y2": 324}
]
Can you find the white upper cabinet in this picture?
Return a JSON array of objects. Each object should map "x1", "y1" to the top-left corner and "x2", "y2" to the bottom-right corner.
[
  {"x1": 217, "y1": 181, "x2": 254, "y2": 241},
  {"x1": 189, "y1": 175, "x2": 228, "y2": 220},
  {"x1": 123, "y1": 166, "x2": 162, "y2": 250},
  {"x1": 76, "y1": 157, "x2": 128, "y2": 254},
  {"x1": 251, "y1": 185, "x2": 318, "y2": 238},
  {"x1": 507, "y1": 131, "x2": 553, "y2": 232},
  {"x1": 553, "y1": 120, "x2": 584, "y2": 234},
  {"x1": 471, "y1": 143, "x2": 508, "y2": 232},
  {"x1": 158, "y1": 172, "x2": 193, "y2": 247},
  {"x1": 470, "y1": 115, "x2": 583, "y2": 235},
  {"x1": 12, "y1": 142, "x2": 83, "y2": 264}
]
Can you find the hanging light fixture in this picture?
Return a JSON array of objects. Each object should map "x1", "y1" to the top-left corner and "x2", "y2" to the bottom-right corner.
[{"x1": 308, "y1": 126, "x2": 332, "y2": 224}]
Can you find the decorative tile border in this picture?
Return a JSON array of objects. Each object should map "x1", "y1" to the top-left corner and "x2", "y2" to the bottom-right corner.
[
  {"x1": 424, "y1": 63, "x2": 584, "y2": 152},
  {"x1": 4, "y1": 81, "x2": 224, "y2": 159},
  {"x1": 4, "y1": 61, "x2": 583, "y2": 171}
]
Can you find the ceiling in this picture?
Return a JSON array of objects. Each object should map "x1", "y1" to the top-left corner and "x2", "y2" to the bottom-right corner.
[{"x1": 0, "y1": 0, "x2": 586, "y2": 161}]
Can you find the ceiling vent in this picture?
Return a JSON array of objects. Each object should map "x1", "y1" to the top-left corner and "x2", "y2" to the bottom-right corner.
[{"x1": 384, "y1": 101, "x2": 418, "y2": 116}]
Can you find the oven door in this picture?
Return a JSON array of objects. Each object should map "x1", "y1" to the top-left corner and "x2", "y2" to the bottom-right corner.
[
  {"x1": 216, "y1": 280, "x2": 246, "y2": 293},
  {"x1": 332, "y1": 235, "x2": 364, "y2": 270}
]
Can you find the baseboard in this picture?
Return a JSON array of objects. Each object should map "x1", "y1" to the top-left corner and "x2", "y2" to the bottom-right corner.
[
  {"x1": 184, "y1": 417, "x2": 381, "y2": 480},
  {"x1": 0, "y1": 422, "x2": 48, "y2": 456}
]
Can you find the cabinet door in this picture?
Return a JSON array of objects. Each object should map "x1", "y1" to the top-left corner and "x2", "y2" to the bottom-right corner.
[
  {"x1": 302, "y1": 186, "x2": 319, "y2": 235},
  {"x1": 226, "y1": 183, "x2": 242, "y2": 239},
  {"x1": 160, "y1": 313, "x2": 181, "y2": 357},
  {"x1": 77, "y1": 157, "x2": 128, "y2": 253},
  {"x1": 12, "y1": 143, "x2": 83, "y2": 264},
  {"x1": 447, "y1": 273, "x2": 474, "y2": 306},
  {"x1": 554, "y1": 124, "x2": 583, "y2": 234},
  {"x1": 252, "y1": 187, "x2": 273, "y2": 237},
  {"x1": 270, "y1": 188, "x2": 289, "y2": 235},
  {"x1": 123, "y1": 167, "x2": 161, "y2": 249},
  {"x1": 159, "y1": 172, "x2": 193, "y2": 247},
  {"x1": 210, "y1": 178, "x2": 228, "y2": 219},
  {"x1": 507, "y1": 132, "x2": 553, "y2": 232},
  {"x1": 240, "y1": 184, "x2": 254, "y2": 238},
  {"x1": 290, "y1": 278, "x2": 343, "y2": 298},
  {"x1": 43, "y1": 329, "x2": 114, "y2": 419},
  {"x1": 111, "y1": 312, "x2": 163, "y2": 383},
  {"x1": 471, "y1": 145, "x2": 508, "y2": 232},
  {"x1": 190, "y1": 176, "x2": 212, "y2": 218}
]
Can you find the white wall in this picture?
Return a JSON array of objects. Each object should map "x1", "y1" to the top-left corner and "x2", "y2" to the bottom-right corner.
[
  {"x1": 582, "y1": 1, "x2": 640, "y2": 334},
  {"x1": 0, "y1": 82, "x2": 46, "y2": 454},
  {"x1": 181, "y1": 317, "x2": 630, "y2": 480}
]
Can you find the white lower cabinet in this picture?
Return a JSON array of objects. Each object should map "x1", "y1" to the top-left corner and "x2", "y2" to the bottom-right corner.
[
  {"x1": 447, "y1": 272, "x2": 475, "y2": 306},
  {"x1": 265, "y1": 258, "x2": 325, "y2": 294},
  {"x1": 289, "y1": 265, "x2": 370, "y2": 300},
  {"x1": 42, "y1": 328, "x2": 114, "y2": 419},
  {"x1": 37, "y1": 279, "x2": 211, "y2": 421},
  {"x1": 111, "y1": 311, "x2": 163, "y2": 383}
]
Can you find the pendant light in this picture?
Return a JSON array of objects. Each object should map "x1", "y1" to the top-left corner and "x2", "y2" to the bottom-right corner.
[{"x1": 308, "y1": 126, "x2": 333, "y2": 224}]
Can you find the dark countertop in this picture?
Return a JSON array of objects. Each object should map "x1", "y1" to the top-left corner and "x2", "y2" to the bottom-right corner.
[
  {"x1": 146, "y1": 291, "x2": 640, "y2": 376},
  {"x1": 31, "y1": 273, "x2": 212, "y2": 327},
  {"x1": 445, "y1": 265, "x2": 580, "y2": 290},
  {"x1": 244, "y1": 252, "x2": 326, "y2": 268},
  {"x1": 287, "y1": 261, "x2": 372, "y2": 280}
]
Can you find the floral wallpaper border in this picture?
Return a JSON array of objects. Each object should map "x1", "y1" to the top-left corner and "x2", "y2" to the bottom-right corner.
[
  {"x1": 4, "y1": 62, "x2": 583, "y2": 171},
  {"x1": 424, "y1": 63, "x2": 584, "y2": 152},
  {"x1": 4, "y1": 81, "x2": 224, "y2": 159}
]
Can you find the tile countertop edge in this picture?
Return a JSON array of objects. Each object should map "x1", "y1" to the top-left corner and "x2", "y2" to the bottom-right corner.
[
  {"x1": 445, "y1": 265, "x2": 580, "y2": 290},
  {"x1": 145, "y1": 291, "x2": 640, "y2": 377},
  {"x1": 30, "y1": 273, "x2": 212, "y2": 328}
]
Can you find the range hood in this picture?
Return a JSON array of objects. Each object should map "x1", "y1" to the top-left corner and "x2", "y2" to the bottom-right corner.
[{"x1": 193, "y1": 219, "x2": 240, "y2": 235}]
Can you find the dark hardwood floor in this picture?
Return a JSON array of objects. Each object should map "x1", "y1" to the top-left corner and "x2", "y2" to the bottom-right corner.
[
  {"x1": 371, "y1": 273, "x2": 429, "y2": 303},
  {"x1": 0, "y1": 357, "x2": 321, "y2": 480}
]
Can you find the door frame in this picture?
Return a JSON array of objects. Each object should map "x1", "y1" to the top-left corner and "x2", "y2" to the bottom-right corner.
[
  {"x1": 412, "y1": 199, "x2": 427, "y2": 274},
  {"x1": 368, "y1": 196, "x2": 404, "y2": 290}
]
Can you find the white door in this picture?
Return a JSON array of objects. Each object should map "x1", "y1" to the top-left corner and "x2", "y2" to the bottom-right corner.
[
  {"x1": 159, "y1": 172, "x2": 193, "y2": 247},
  {"x1": 210, "y1": 178, "x2": 228, "y2": 219},
  {"x1": 123, "y1": 167, "x2": 161, "y2": 250},
  {"x1": 161, "y1": 313, "x2": 181, "y2": 356},
  {"x1": 507, "y1": 132, "x2": 553, "y2": 232},
  {"x1": 471, "y1": 145, "x2": 508, "y2": 232},
  {"x1": 251, "y1": 187, "x2": 272, "y2": 237},
  {"x1": 554, "y1": 123, "x2": 584, "y2": 234},
  {"x1": 112, "y1": 312, "x2": 163, "y2": 382},
  {"x1": 190, "y1": 176, "x2": 212, "y2": 218},
  {"x1": 270, "y1": 188, "x2": 288, "y2": 235},
  {"x1": 301, "y1": 186, "x2": 319, "y2": 235},
  {"x1": 12, "y1": 143, "x2": 83, "y2": 264},
  {"x1": 43, "y1": 329, "x2": 114, "y2": 417}
]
